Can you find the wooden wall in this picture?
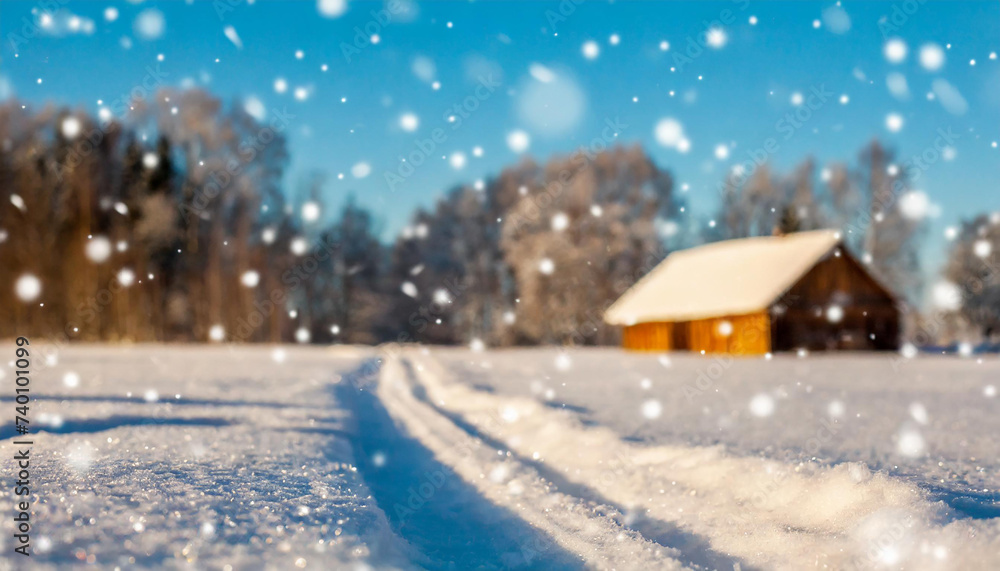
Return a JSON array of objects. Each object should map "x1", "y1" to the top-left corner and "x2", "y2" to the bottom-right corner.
[
  {"x1": 622, "y1": 311, "x2": 771, "y2": 354},
  {"x1": 771, "y1": 250, "x2": 900, "y2": 351},
  {"x1": 621, "y1": 322, "x2": 675, "y2": 351}
]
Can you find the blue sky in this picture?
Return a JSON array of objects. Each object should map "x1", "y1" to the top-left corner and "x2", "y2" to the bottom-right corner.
[{"x1": 2, "y1": 0, "x2": 998, "y2": 275}]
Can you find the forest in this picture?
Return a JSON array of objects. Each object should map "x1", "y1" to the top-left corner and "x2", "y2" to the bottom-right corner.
[{"x1": 1, "y1": 88, "x2": 997, "y2": 347}]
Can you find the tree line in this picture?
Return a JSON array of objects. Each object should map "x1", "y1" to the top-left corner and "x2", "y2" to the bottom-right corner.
[{"x1": 1, "y1": 88, "x2": 996, "y2": 346}]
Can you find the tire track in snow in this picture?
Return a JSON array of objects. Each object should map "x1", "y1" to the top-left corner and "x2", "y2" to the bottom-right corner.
[
  {"x1": 337, "y1": 359, "x2": 586, "y2": 570},
  {"x1": 394, "y1": 358, "x2": 752, "y2": 571},
  {"x1": 340, "y1": 357, "x2": 689, "y2": 570},
  {"x1": 403, "y1": 350, "x2": 1000, "y2": 571}
]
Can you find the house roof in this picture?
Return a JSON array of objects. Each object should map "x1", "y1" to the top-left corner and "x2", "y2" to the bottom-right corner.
[{"x1": 604, "y1": 229, "x2": 846, "y2": 325}]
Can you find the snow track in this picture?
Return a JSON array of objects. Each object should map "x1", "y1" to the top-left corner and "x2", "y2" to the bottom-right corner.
[
  {"x1": 381, "y1": 349, "x2": 1000, "y2": 571},
  {"x1": 344, "y1": 356, "x2": 687, "y2": 570},
  {"x1": 7, "y1": 346, "x2": 997, "y2": 570}
]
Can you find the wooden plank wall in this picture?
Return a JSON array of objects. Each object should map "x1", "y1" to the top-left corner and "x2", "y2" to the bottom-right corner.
[
  {"x1": 621, "y1": 322, "x2": 674, "y2": 351},
  {"x1": 622, "y1": 311, "x2": 771, "y2": 354},
  {"x1": 772, "y1": 251, "x2": 900, "y2": 351}
]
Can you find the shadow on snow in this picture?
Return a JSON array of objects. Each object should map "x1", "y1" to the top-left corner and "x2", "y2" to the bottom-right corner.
[
  {"x1": 398, "y1": 360, "x2": 757, "y2": 571},
  {"x1": 335, "y1": 359, "x2": 583, "y2": 571}
]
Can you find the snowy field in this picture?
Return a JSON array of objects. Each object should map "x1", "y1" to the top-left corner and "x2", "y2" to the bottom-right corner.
[
  {"x1": 427, "y1": 347, "x2": 1000, "y2": 515},
  {"x1": 0, "y1": 345, "x2": 413, "y2": 571},
  {"x1": 1, "y1": 345, "x2": 999, "y2": 570}
]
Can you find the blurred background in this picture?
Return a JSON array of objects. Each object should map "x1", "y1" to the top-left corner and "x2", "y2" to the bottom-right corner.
[{"x1": 0, "y1": 0, "x2": 998, "y2": 350}]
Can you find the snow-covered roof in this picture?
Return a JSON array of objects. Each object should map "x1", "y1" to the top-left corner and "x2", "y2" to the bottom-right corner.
[{"x1": 604, "y1": 229, "x2": 844, "y2": 324}]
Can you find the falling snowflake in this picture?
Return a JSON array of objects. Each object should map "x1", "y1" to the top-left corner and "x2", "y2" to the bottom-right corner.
[
  {"x1": 919, "y1": 43, "x2": 945, "y2": 71},
  {"x1": 506, "y1": 130, "x2": 531, "y2": 153},
  {"x1": 15, "y1": 274, "x2": 42, "y2": 302},
  {"x1": 551, "y1": 212, "x2": 569, "y2": 232},
  {"x1": 317, "y1": 0, "x2": 348, "y2": 18},
  {"x1": 301, "y1": 201, "x2": 321, "y2": 223},
  {"x1": 432, "y1": 288, "x2": 451, "y2": 304},
  {"x1": 208, "y1": 324, "x2": 225, "y2": 342},
  {"x1": 826, "y1": 305, "x2": 844, "y2": 323},
  {"x1": 828, "y1": 400, "x2": 846, "y2": 418},
  {"x1": 749, "y1": 393, "x2": 775, "y2": 417},
  {"x1": 134, "y1": 8, "x2": 165, "y2": 40},
  {"x1": 717, "y1": 320, "x2": 733, "y2": 337},
  {"x1": 295, "y1": 327, "x2": 311, "y2": 343},
  {"x1": 896, "y1": 427, "x2": 925, "y2": 457},
  {"x1": 399, "y1": 112, "x2": 419, "y2": 132},
  {"x1": 401, "y1": 281, "x2": 418, "y2": 298},
  {"x1": 885, "y1": 113, "x2": 904, "y2": 132},
  {"x1": 240, "y1": 270, "x2": 260, "y2": 288},
  {"x1": 272, "y1": 348, "x2": 288, "y2": 363},
  {"x1": 117, "y1": 268, "x2": 136, "y2": 287},
  {"x1": 63, "y1": 372, "x2": 81, "y2": 388},
  {"x1": 538, "y1": 258, "x2": 555, "y2": 275},
  {"x1": 973, "y1": 240, "x2": 992, "y2": 258},
  {"x1": 705, "y1": 27, "x2": 727, "y2": 49},
  {"x1": 641, "y1": 399, "x2": 662, "y2": 419},
  {"x1": 61, "y1": 116, "x2": 81, "y2": 139},
  {"x1": 290, "y1": 237, "x2": 309, "y2": 256},
  {"x1": 883, "y1": 38, "x2": 908, "y2": 63},
  {"x1": 351, "y1": 162, "x2": 371, "y2": 178},
  {"x1": 931, "y1": 281, "x2": 962, "y2": 311},
  {"x1": 85, "y1": 235, "x2": 112, "y2": 263}
]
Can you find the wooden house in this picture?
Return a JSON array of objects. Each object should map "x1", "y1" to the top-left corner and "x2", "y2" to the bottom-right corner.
[{"x1": 604, "y1": 230, "x2": 900, "y2": 354}]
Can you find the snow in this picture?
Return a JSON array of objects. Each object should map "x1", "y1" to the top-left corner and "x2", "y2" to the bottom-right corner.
[
  {"x1": 506, "y1": 130, "x2": 530, "y2": 153},
  {"x1": 317, "y1": 0, "x2": 348, "y2": 19},
  {"x1": 85, "y1": 236, "x2": 112, "y2": 264},
  {"x1": 7, "y1": 344, "x2": 998, "y2": 569},
  {"x1": 932, "y1": 79, "x2": 968, "y2": 116},
  {"x1": 398, "y1": 113, "x2": 418, "y2": 132},
  {"x1": 0, "y1": 345, "x2": 411, "y2": 570},
  {"x1": 448, "y1": 151, "x2": 466, "y2": 170},
  {"x1": 885, "y1": 112, "x2": 904, "y2": 132},
  {"x1": 919, "y1": 43, "x2": 946, "y2": 71},
  {"x1": 413, "y1": 347, "x2": 1000, "y2": 568},
  {"x1": 351, "y1": 162, "x2": 371, "y2": 179},
  {"x1": 653, "y1": 118, "x2": 685, "y2": 148},
  {"x1": 134, "y1": 9, "x2": 165, "y2": 41},
  {"x1": 538, "y1": 258, "x2": 555, "y2": 275},
  {"x1": 223, "y1": 25, "x2": 243, "y2": 50},
  {"x1": 704, "y1": 27, "x2": 727, "y2": 49},
  {"x1": 14, "y1": 274, "x2": 42, "y2": 302},
  {"x1": 60, "y1": 117, "x2": 81, "y2": 139},
  {"x1": 301, "y1": 201, "x2": 321, "y2": 223},
  {"x1": 884, "y1": 38, "x2": 908, "y2": 63},
  {"x1": 240, "y1": 270, "x2": 260, "y2": 288}
]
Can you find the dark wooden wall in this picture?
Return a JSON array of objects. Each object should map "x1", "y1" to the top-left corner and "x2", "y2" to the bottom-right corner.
[{"x1": 771, "y1": 249, "x2": 900, "y2": 351}]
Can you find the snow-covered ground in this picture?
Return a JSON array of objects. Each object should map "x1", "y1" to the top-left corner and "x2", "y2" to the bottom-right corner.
[
  {"x1": 405, "y1": 346, "x2": 1000, "y2": 570},
  {"x1": 2, "y1": 344, "x2": 999, "y2": 570},
  {"x1": 426, "y1": 347, "x2": 1000, "y2": 512},
  {"x1": 0, "y1": 345, "x2": 413, "y2": 571}
]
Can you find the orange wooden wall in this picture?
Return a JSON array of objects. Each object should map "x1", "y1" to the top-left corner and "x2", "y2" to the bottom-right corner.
[{"x1": 622, "y1": 311, "x2": 771, "y2": 355}]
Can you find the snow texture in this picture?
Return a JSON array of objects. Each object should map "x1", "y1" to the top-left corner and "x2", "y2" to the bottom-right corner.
[
  {"x1": 403, "y1": 347, "x2": 1000, "y2": 570},
  {"x1": 3, "y1": 344, "x2": 999, "y2": 570},
  {"x1": 0, "y1": 345, "x2": 410, "y2": 570}
]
